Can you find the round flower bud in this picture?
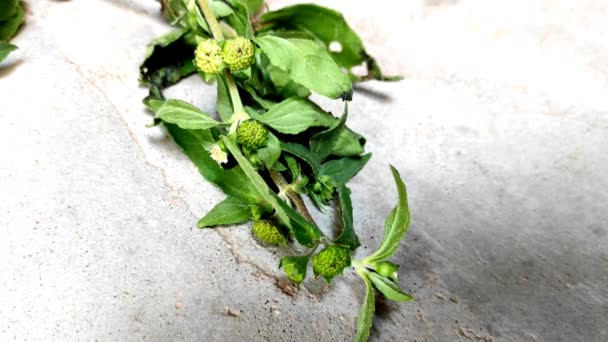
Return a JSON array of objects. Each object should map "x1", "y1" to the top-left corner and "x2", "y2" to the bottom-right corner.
[
  {"x1": 222, "y1": 37, "x2": 255, "y2": 71},
  {"x1": 251, "y1": 220, "x2": 286, "y2": 246},
  {"x1": 374, "y1": 261, "x2": 399, "y2": 280},
  {"x1": 312, "y1": 245, "x2": 351, "y2": 281},
  {"x1": 237, "y1": 120, "x2": 268, "y2": 152},
  {"x1": 194, "y1": 39, "x2": 223, "y2": 74}
]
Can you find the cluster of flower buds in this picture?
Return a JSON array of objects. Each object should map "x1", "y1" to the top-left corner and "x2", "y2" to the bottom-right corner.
[{"x1": 194, "y1": 37, "x2": 255, "y2": 74}]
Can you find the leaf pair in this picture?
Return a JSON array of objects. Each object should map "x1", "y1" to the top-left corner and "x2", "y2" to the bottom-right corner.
[{"x1": 354, "y1": 166, "x2": 413, "y2": 342}]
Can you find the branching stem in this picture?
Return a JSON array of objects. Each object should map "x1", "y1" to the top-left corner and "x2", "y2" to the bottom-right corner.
[
  {"x1": 269, "y1": 170, "x2": 318, "y2": 227},
  {"x1": 197, "y1": 0, "x2": 223, "y2": 40},
  {"x1": 199, "y1": 0, "x2": 317, "y2": 230}
]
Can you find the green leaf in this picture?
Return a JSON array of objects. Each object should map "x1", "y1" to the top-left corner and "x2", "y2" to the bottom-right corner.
[
  {"x1": 310, "y1": 113, "x2": 347, "y2": 162},
  {"x1": 367, "y1": 272, "x2": 413, "y2": 302},
  {"x1": 334, "y1": 185, "x2": 360, "y2": 250},
  {"x1": 243, "y1": 0, "x2": 264, "y2": 14},
  {"x1": 243, "y1": 85, "x2": 277, "y2": 110},
  {"x1": 223, "y1": 136, "x2": 322, "y2": 246},
  {"x1": 280, "y1": 142, "x2": 321, "y2": 176},
  {"x1": 185, "y1": 0, "x2": 210, "y2": 33},
  {"x1": 332, "y1": 126, "x2": 365, "y2": 157},
  {"x1": 354, "y1": 275, "x2": 375, "y2": 342},
  {"x1": 365, "y1": 166, "x2": 411, "y2": 263},
  {"x1": 224, "y1": 0, "x2": 254, "y2": 38},
  {"x1": 266, "y1": 64, "x2": 311, "y2": 98},
  {"x1": 319, "y1": 153, "x2": 371, "y2": 185},
  {"x1": 261, "y1": 4, "x2": 399, "y2": 82},
  {"x1": 143, "y1": 28, "x2": 188, "y2": 62},
  {"x1": 197, "y1": 196, "x2": 253, "y2": 228},
  {"x1": 140, "y1": 29, "x2": 197, "y2": 101},
  {"x1": 159, "y1": 0, "x2": 183, "y2": 24},
  {"x1": 210, "y1": 0, "x2": 233, "y2": 17},
  {"x1": 166, "y1": 124, "x2": 263, "y2": 203},
  {"x1": 253, "y1": 97, "x2": 336, "y2": 134},
  {"x1": 0, "y1": 42, "x2": 17, "y2": 63},
  {"x1": 189, "y1": 126, "x2": 219, "y2": 150},
  {"x1": 279, "y1": 255, "x2": 309, "y2": 284},
  {"x1": 216, "y1": 75, "x2": 234, "y2": 122},
  {"x1": 254, "y1": 132, "x2": 281, "y2": 169},
  {"x1": 285, "y1": 155, "x2": 300, "y2": 181},
  {"x1": 255, "y1": 36, "x2": 352, "y2": 99},
  {"x1": 0, "y1": 0, "x2": 18, "y2": 22},
  {"x1": 150, "y1": 99, "x2": 221, "y2": 130},
  {"x1": 0, "y1": 4, "x2": 24, "y2": 41}
]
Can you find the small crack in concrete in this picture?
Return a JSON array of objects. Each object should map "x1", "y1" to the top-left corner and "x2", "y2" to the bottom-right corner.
[{"x1": 57, "y1": 51, "x2": 298, "y2": 297}]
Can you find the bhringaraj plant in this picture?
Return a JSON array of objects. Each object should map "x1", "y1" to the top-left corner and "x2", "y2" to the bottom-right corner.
[{"x1": 141, "y1": 1, "x2": 413, "y2": 340}]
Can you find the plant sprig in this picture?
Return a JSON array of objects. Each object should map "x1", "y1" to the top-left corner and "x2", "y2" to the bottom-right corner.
[
  {"x1": 142, "y1": 1, "x2": 412, "y2": 340},
  {"x1": 0, "y1": 0, "x2": 25, "y2": 64}
]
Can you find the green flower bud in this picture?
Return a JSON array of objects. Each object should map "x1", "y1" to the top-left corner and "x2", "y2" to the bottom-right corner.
[
  {"x1": 222, "y1": 37, "x2": 254, "y2": 71},
  {"x1": 373, "y1": 261, "x2": 399, "y2": 281},
  {"x1": 312, "y1": 245, "x2": 351, "y2": 282},
  {"x1": 237, "y1": 120, "x2": 268, "y2": 152},
  {"x1": 251, "y1": 220, "x2": 286, "y2": 246},
  {"x1": 194, "y1": 39, "x2": 223, "y2": 74},
  {"x1": 311, "y1": 175, "x2": 337, "y2": 204}
]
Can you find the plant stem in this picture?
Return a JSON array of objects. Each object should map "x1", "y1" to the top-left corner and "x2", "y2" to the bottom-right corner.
[
  {"x1": 269, "y1": 170, "x2": 318, "y2": 227},
  {"x1": 198, "y1": 0, "x2": 246, "y2": 127},
  {"x1": 197, "y1": 0, "x2": 223, "y2": 40},
  {"x1": 200, "y1": 0, "x2": 317, "y2": 233},
  {"x1": 224, "y1": 70, "x2": 244, "y2": 116}
]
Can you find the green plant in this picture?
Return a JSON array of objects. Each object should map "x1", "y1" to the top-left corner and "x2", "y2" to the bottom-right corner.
[
  {"x1": 141, "y1": 1, "x2": 413, "y2": 340},
  {"x1": 0, "y1": 0, "x2": 25, "y2": 63}
]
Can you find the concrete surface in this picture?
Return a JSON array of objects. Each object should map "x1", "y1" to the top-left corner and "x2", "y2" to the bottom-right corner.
[{"x1": 1, "y1": 0, "x2": 607, "y2": 341}]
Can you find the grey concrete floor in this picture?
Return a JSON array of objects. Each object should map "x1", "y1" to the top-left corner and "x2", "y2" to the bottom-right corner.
[{"x1": 1, "y1": 0, "x2": 607, "y2": 341}]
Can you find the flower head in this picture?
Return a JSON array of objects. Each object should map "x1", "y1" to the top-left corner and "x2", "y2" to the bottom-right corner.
[
  {"x1": 209, "y1": 144, "x2": 228, "y2": 164},
  {"x1": 312, "y1": 245, "x2": 351, "y2": 282},
  {"x1": 236, "y1": 120, "x2": 268, "y2": 152},
  {"x1": 222, "y1": 37, "x2": 255, "y2": 71},
  {"x1": 251, "y1": 220, "x2": 287, "y2": 246},
  {"x1": 194, "y1": 39, "x2": 223, "y2": 74}
]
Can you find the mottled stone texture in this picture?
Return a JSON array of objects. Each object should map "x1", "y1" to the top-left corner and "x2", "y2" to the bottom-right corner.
[{"x1": 1, "y1": 0, "x2": 606, "y2": 341}]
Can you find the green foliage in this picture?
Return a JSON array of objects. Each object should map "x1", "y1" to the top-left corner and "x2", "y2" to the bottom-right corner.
[
  {"x1": 373, "y1": 261, "x2": 399, "y2": 281},
  {"x1": 319, "y1": 154, "x2": 371, "y2": 185},
  {"x1": 255, "y1": 36, "x2": 352, "y2": 99},
  {"x1": 0, "y1": 0, "x2": 24, "y2": 62},
  {"x1": 0, "y1": 0, "x2": 19, "y2": 22},
  {"x1": 364, "y1": 166, "x2": 411, "y2": 263},
  {"x1": 0, "y1": 2, "x2": 23, "y2": 41},
  {"x1": 0, "y1": 42, "x2": 17, "y2": 63},
  {"x1": 353, "y1": 166, "x2": 414, "y2": 340},
  {"x1": 148, "y1": 98, "x2": 221, "y2": 130},
  {"x1": 260, "y1": 4, "x2": 399, "y2": 82},
  {"x1": 279, "y1": 255, "x2": 309, "y2": 284},
  {"x1": 367, "y1": 271, "x2": 413, "y2": 302},
  {"x1": 142, "y1": 2, "x2": 412, "y2": 341},
  {"x1": 252, "y1": 97, "x2": 335, "y2": 134},
  {"x1": 140, "y1": 28, "x2": 197, "y2": 102},
  {"x1": 334, "y1": 185, "x2": 360, "y2": 250},
  {"x1": 198, "y1": 196, "x2": 257, "y2": 228},
  {"x1": 166, "y1": 124, "x2": 264, "y2": 204},
  {"x1": 354, "y1": 276, "x2": 375, "y2": 342}
]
